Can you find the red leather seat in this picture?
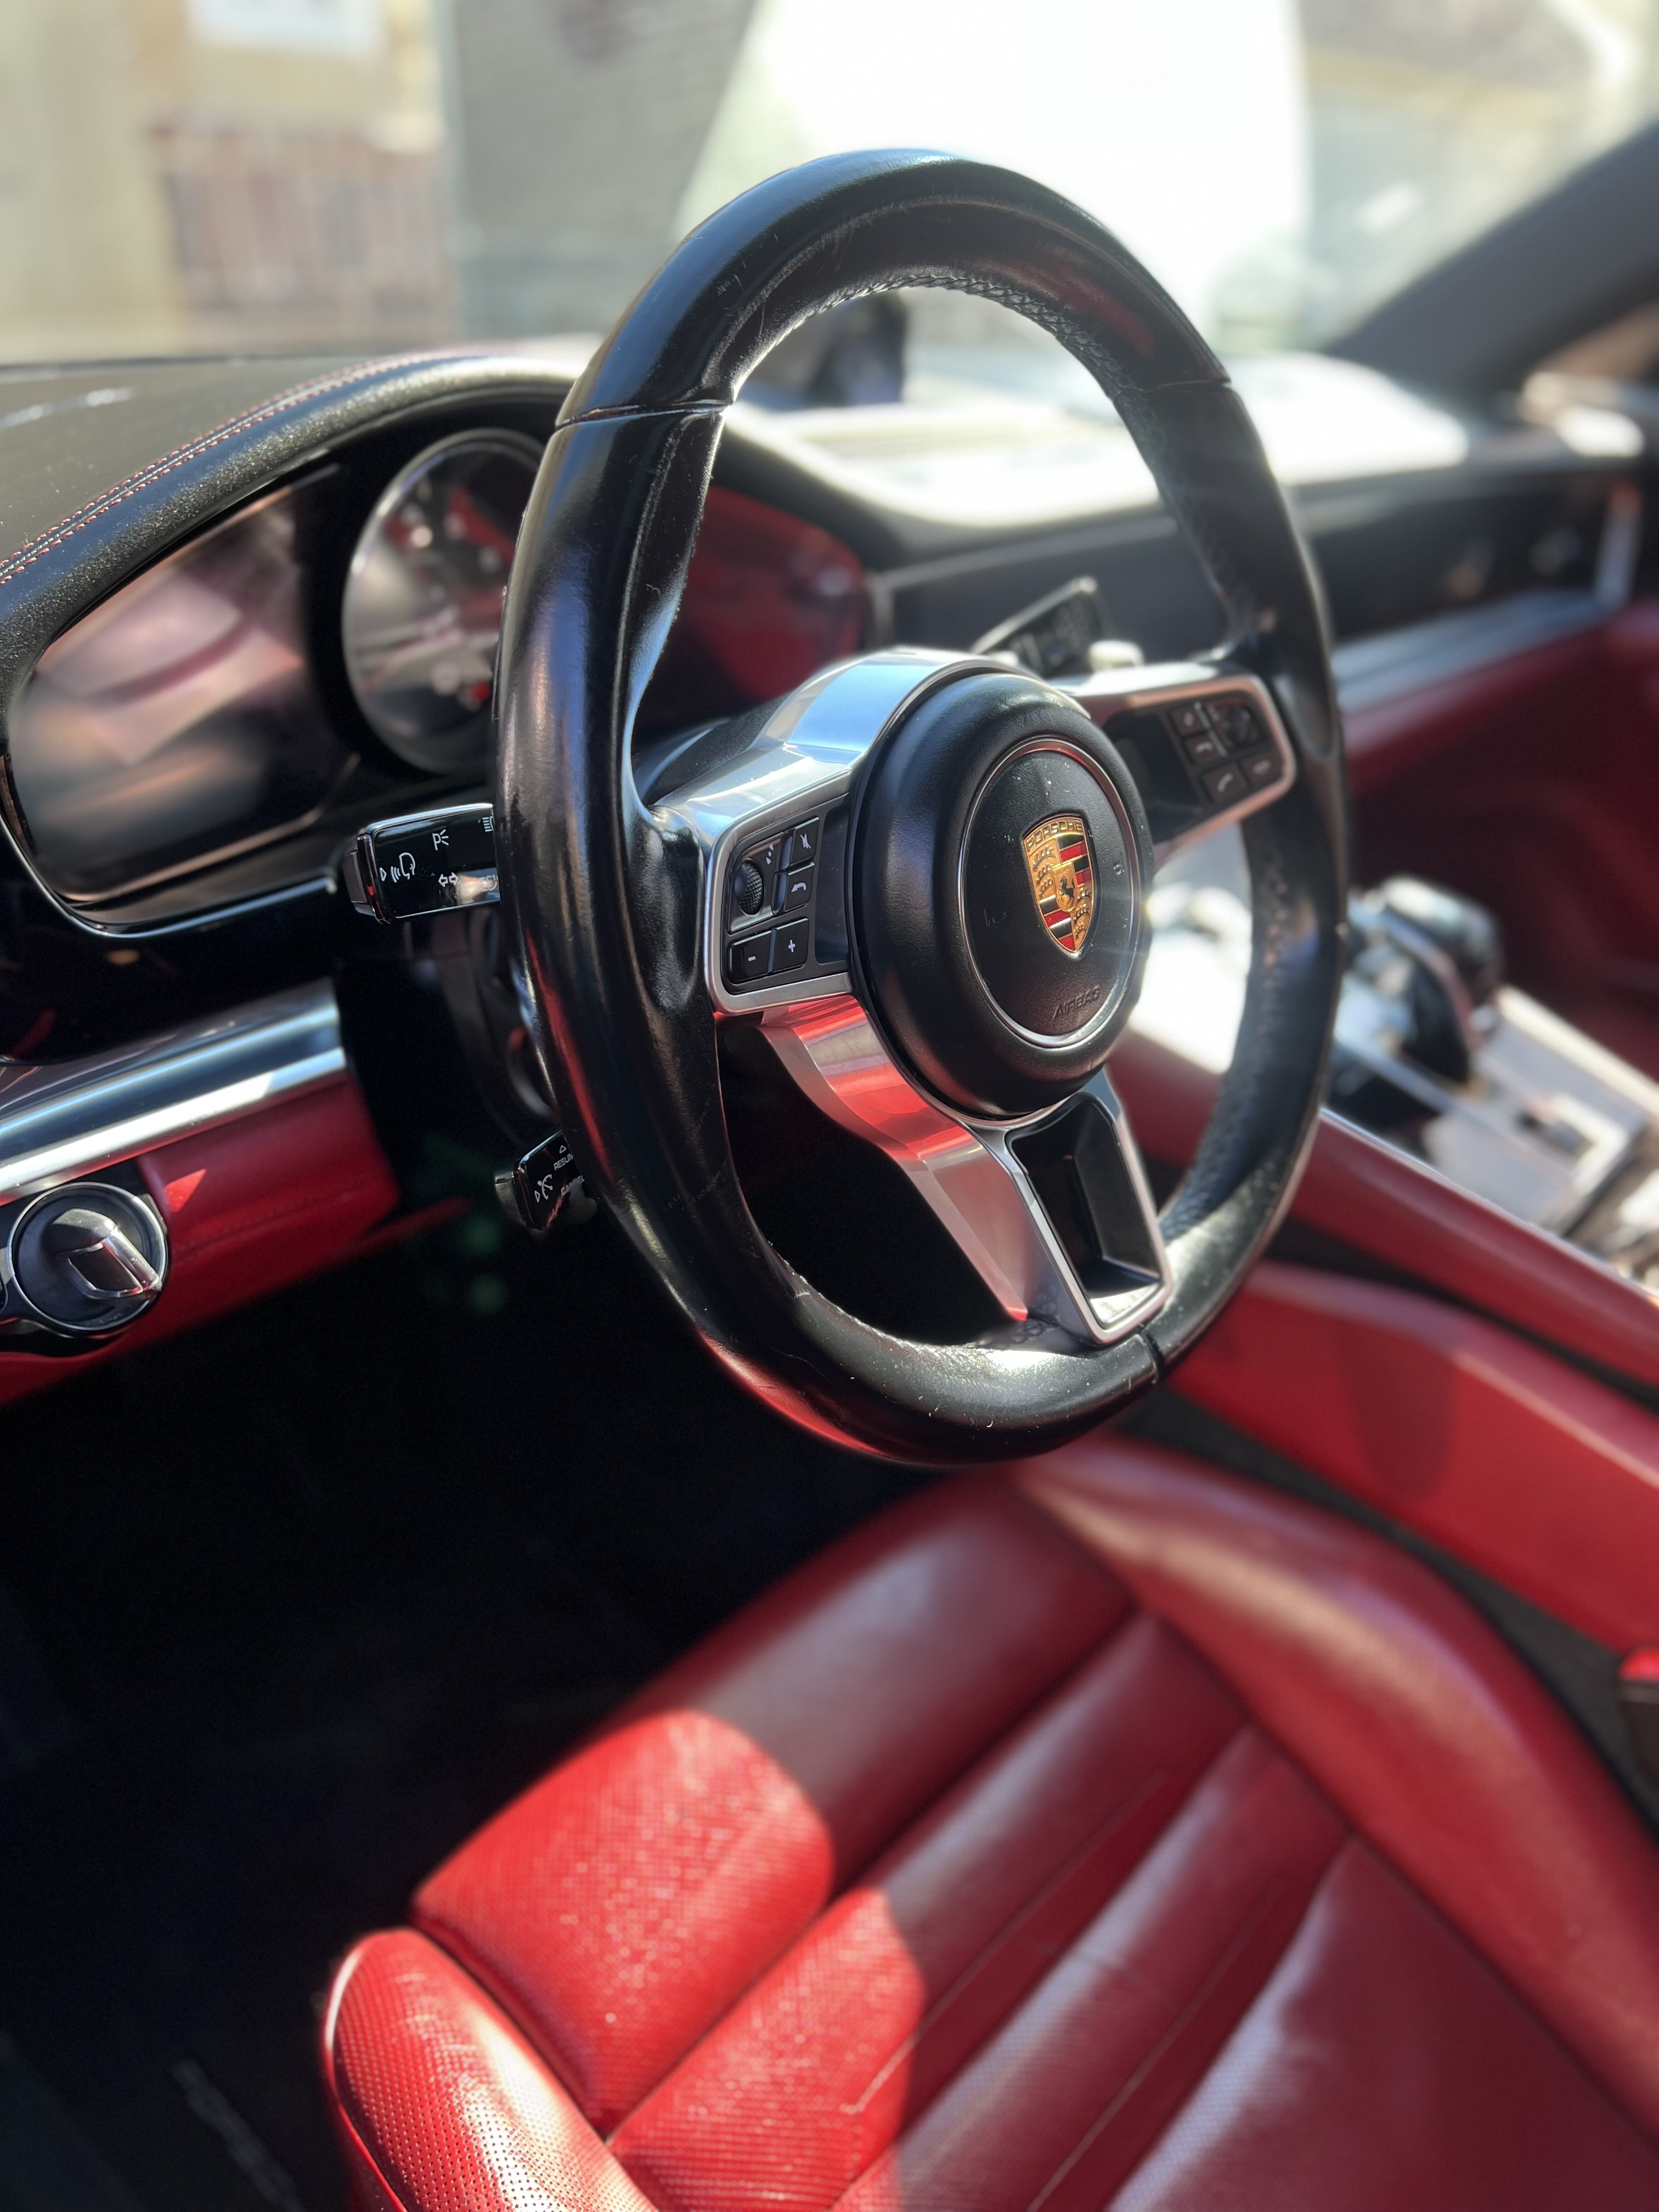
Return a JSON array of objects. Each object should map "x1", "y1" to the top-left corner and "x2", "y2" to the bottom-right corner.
[{"x1": 322, "y1": 1440, "x2": 1659, "y2": 2210}]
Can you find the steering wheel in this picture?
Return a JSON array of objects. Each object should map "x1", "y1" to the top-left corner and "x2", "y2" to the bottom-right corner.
[{"x1": 495, "y1": 151, "x2": 1346, "y2": 1461}]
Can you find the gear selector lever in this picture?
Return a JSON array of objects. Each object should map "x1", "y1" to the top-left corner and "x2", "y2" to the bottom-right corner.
[{"x1": 1346, "y1": 876, "x2": 1503, "y2": 1087}]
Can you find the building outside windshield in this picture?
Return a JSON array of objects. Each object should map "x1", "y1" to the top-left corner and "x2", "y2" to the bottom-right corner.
[{"x1": 3, "y1": 0, "x2": 1659, "y2": 382}]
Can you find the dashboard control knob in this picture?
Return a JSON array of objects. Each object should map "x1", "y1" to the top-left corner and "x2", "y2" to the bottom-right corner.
[
  {"x1": 7, "y1": 1183, "x2": 168, "y2": 1333},
  {"x1": 43, "y1": 1209, "x2": 160, "y2": 1302}
]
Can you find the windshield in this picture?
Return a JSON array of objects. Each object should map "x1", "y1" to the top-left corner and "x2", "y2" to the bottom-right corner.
[{"x1": 3, "y1": 0, "x2": 1658, "y2": 370}]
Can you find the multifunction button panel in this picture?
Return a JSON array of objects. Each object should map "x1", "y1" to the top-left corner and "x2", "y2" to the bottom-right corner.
[
  {"x1": 1164, "y1": 695, "x2": 1285, "y2": 806},
  {"x1": 722, "y1": 810, "x2": 847, "y2": 995},
  {"x1": 1092, "y1": 685, "x2": 1294, "y2": 850}
]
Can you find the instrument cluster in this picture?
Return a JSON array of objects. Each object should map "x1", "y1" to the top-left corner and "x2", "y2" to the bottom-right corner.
[
  {"x1": 4, "y1": 426, "x2": 865, "y2": 919},
  {"x1": 341, "y1": 431, "x2": 542, "y2": 775}
]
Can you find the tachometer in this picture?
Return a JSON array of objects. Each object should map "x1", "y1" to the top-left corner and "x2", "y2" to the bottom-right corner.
[{"x1": 342, "y1": 431, "x2": 543, "y2": 772}]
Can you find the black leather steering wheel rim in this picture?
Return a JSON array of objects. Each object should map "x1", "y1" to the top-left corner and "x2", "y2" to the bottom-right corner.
[{"x1": 495, "y1": 149, "x2": 1347, "y2": 1460}]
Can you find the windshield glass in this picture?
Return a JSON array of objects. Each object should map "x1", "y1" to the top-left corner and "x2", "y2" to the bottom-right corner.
[{"x1": 3, "y1": 0, "x2": 1658, "y2": 369}]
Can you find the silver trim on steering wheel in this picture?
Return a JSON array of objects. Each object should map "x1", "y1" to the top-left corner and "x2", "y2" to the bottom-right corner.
[
  {"x1": 760, "y1": 993, "x2": 1170, "y2": 1345},
  {"x1": 652, "y1": 648, "x2": 1300, "y2": 1346},
  {"x1": 659, "y1": 649, "x2": 975, "y2": 1018}
]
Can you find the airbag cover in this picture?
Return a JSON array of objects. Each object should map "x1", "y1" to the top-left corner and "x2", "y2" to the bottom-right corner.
[{"x1": 855, "y1": 672, "x2": 1153, "y2": 1118}]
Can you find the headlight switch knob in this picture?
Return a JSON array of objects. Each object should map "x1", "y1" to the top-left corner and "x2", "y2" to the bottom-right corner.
[{"x1": 7, "y1": 1183, "x2": 169, "y2": 1334}]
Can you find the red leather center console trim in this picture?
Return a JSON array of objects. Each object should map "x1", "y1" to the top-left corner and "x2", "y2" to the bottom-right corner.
[
  {"x1": 0, "y1": 1077, "x2": 398, "y2": 1406},
  {"x1": 1171, "y1": 1256, "x2": 1659, "y2": 1650},
  {"x1": 1293, "y1": 1104, "x2": 1659, "y2": 1390},
  {"x1": 1112, "y1": 1028, "x2": 1659, "y2": 1393},
  {"x1": 1020, "y1": 1439, "x2": 1659, "y2": 2140}
]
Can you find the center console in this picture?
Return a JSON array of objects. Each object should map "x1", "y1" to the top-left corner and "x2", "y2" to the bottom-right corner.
[{"x1": 1131, "y1": 828, "x2": 1659, "y2": 1295}]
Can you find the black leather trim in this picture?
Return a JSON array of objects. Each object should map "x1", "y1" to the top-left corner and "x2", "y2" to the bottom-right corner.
[
  {"x1": 498, "y1": 150, "x2": 1348, "y2": 1459},
  {"x1": 560, "y1": 151, "x2": 1225, "y2": 424}
]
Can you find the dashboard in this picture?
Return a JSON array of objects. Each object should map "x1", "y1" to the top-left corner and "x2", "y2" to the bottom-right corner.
[
  {"x1": 0, "y1": 371, "x2": 1637, "y2": 953},
  {"x1": 2, "y1": 412, "x2": 864, "y2": 924},
  {"x1": 0, "y1": 342, "x2": 1641, "y2": 1075},
  {"x1": 1, "y1": 337, "x2": 1657, "y2": 1403}
]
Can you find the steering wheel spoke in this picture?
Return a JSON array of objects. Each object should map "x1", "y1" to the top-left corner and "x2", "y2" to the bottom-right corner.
[
  {"x1": 1063, "y1": 663, "x2": 1297, "y2": 862},
  {"x1": 760, "y1": 995, "x2": 1169, "y2": 1346},
  {"x1": 652, "y1": 649, "x2": 977, "y2": 1014}
]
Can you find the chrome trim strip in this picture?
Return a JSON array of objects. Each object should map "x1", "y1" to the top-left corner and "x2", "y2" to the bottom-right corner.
[{"x1": 0, "y1": 980, "x2": 345, "y2": 1203}]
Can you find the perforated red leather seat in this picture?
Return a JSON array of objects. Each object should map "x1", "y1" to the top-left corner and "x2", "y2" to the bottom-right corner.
[{"x1": 323, "y1": 1439, "x2": 1659, "y2": 2210}]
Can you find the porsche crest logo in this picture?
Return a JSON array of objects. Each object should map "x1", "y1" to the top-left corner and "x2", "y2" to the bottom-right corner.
[{"x1": 1022, "y1": 812, "x2": 1096, "y2": 957}]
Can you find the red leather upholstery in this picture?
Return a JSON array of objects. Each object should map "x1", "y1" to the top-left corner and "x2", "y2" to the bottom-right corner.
[
  {"x1": 613, "y1": 1616, "x2": 1238, "y2": 2212},
  {"x1": 326, "y1": 1930, "x2": 653, "y2": 2212},
  {"x1": 325, "y1": 1442, "x2": 1659, "y2": 2210},
  {"x1": 1024, "y1": 1441, "x2": 1659, "y2": 2137},
  {"x1": 413, "y1": 1481, "x2": 1119, "y2": 2132},
  {"x1": 1110, "y1": 1842, "x2": 1659, "y2": 2212},
  {"x1": 1112, "y1": 1026, "x2": 1659, "y2": 1396},
  {"x1": 1169, "y1": 1257, "x2": 1659, "y2": 1647},
  {"x1": 837, "y1": 1729, "x2": 1345, "y2": 2212}
]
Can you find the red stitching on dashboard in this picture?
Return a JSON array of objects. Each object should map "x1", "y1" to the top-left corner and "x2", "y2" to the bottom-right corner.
[{"x1": 0, "y1": 348, "x2": 489, "y2": 594}]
